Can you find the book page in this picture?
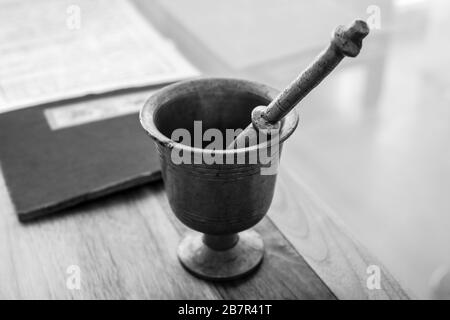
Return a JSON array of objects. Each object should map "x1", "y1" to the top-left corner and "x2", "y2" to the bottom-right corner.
[{"x1": 0, "y1": 0, "x2": 199, "y2": 113}]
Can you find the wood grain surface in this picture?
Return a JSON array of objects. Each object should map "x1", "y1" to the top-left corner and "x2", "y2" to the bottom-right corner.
[
  {"x1": 0, "y1": 164, "x2": 409, "y2": 299},
  {"x1": 0, "y1": 171, "x2": 334, "y2": 299},
  {"x1": 271, "y1": 169, "x2": 410, "y2": 299}
]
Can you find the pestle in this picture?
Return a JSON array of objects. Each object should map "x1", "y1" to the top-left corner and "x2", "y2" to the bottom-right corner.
[{"x1": 227, "y1": 20, "x2": 370, "y2": 149}]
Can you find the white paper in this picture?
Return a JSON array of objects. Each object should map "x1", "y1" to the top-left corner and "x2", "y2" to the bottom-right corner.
[{"x1": 0, "y1": 0, "x2": 199, "y2": 113}]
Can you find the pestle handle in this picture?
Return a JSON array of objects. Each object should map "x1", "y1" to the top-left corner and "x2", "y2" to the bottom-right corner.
[
  {"x1": 264, "y1": 19, "x2": 370, "y2": 123},
  {"x1": 227, "y1": 20, "x2": 369, "y2": 149}
]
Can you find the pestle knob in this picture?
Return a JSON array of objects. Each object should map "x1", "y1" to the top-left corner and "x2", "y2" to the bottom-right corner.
[{"x1": 227, "y1": 20, "x2": 370, "y2": 149}]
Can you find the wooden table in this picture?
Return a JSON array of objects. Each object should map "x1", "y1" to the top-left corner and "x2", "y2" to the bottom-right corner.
[{"x1": 0, "y1": 0, "x2": 410, "y2": 299}]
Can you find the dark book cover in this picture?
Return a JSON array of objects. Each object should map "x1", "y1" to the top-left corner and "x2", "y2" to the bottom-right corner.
[{"x1": 0, "y1": 89, "x2": 161, "y2": 222}]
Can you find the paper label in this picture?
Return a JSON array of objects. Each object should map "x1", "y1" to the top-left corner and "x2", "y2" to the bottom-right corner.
[{"x1": 44, "y1": 91, "x2": 152, "y2": 130}]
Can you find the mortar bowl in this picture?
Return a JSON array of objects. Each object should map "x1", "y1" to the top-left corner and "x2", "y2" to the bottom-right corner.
[{"x1": 140, "y1": 78, "x2": 298, "y2": 280}]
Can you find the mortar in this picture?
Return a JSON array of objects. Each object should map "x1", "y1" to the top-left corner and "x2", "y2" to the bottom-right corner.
[{"x1": 140, "y1": 78, "x2": 299, "y2": 280}]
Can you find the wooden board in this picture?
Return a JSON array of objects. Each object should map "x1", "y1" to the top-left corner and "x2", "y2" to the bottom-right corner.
[
  {"x1": 0, "y1": 167, "x2": 409, "y2": 299},
  {"x1": 0, "y1": 172, "x2": 336, "y2": 299},
  {"x1": 271, "y1": 170, "x2": 410, "y2": 299}
]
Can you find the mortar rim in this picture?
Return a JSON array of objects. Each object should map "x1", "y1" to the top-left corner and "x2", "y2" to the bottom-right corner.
[{"x1": 140, "y1": 77, "x2": 299, "y2": 155}]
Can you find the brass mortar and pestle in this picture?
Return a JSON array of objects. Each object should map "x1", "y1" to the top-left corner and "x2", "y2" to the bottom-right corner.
[{"x1": 140, "y1": 20, "x2": 369, "y2": 280}]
